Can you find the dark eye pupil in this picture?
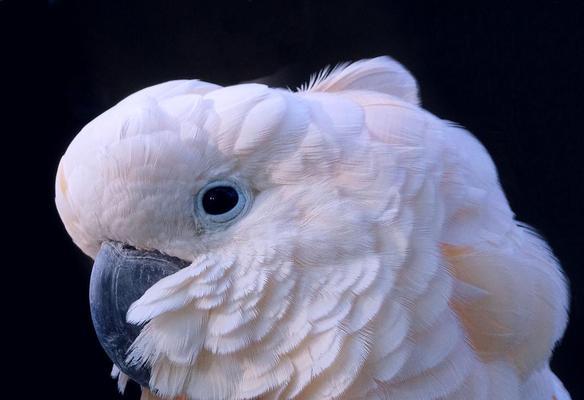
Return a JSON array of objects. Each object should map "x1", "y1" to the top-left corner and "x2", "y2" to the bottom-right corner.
[{"x1": 202, "y1": 186, "x2": 239, "y2": 215}]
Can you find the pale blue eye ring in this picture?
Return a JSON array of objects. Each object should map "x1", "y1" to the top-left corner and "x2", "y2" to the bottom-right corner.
[{"x1": 194, "y1": 179, "x2": 251, "y2": 228}]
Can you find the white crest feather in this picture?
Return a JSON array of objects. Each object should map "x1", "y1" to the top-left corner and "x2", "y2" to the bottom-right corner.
[{"x1": 298, "y1": 56, "x2": 420, "y2": 105}]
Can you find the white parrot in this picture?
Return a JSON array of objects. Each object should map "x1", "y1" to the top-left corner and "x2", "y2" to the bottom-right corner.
[{"x1": 55, "y1": 56, "x2": 570, "y2": 400}]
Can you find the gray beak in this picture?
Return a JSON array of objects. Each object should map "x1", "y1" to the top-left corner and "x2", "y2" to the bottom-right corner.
[{"x1": 89, "y1": 241, "x2": 189, "y2": 388}]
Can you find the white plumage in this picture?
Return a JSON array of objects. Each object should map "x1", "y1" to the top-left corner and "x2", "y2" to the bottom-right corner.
[{"x1": 56, "y1": 56, "x2": 570, "y2": 399}]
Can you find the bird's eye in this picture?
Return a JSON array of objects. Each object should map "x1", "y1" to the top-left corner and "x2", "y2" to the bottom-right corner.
[
  {"x1": 194, "y1": 179, "x2": 251, "y2": 228},
  {"x1": 202, "y1": 186, "x2": 239, "y2": 215}
]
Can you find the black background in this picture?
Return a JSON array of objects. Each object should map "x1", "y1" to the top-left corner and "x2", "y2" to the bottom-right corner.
[{"x1": 5, "y1": 1, "x2": 583, "y2": 399}]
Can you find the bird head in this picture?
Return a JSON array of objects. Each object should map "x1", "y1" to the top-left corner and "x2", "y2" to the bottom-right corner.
[{"x1": 56, "y1": 57, "x2": 542, "y2": 399}]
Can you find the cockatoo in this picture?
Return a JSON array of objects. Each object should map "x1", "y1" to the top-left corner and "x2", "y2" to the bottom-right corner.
[{"x1": 55, "y1": 56, "x2": 570, "y2": 400}]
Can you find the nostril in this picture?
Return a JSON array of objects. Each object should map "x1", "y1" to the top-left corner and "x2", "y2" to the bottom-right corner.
[{"x1": 121, "y1": 243, "x2": 137, "y2": 251}]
